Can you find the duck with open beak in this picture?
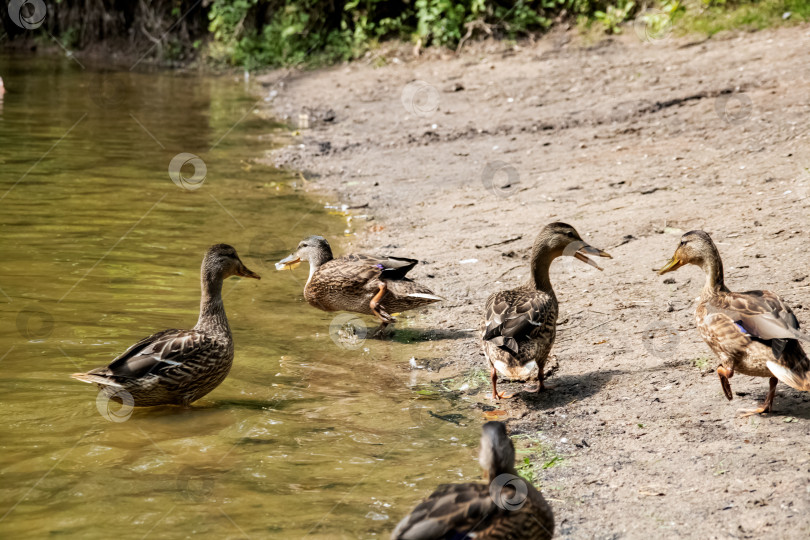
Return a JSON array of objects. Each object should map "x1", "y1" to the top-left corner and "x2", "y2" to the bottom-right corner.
[
  {"x1": 275, "y1": 255, "x2": 300, "y2": 271},
  {"x1": 276, "y1": 235, "x2": 442, "y2": 334},
  {"x1": 569, "y1": 240, "x2": 613, "y2": 271},
  {"x1": 481, "y1": 223, "x2": 612, "y2": 400}
]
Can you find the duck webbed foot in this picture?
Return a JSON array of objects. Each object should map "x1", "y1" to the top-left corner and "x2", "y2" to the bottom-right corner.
[
  {"x1": 738, "y1": 377, "x2": 778, "y2": 417},
  {"x1": 490, "y1": 366, "x2": 514, "y2": 400},
  {"x1": 717, "y1": 366, "x2": 734, "y2": 401},
  {"x1": 523, "y1": 364, "x2": 556, "y2": 394},
  {"x1": 369, "y1": 322, "x2": 392, "y2": 338},
  {"x1": 369, "y1": 283, "x2": 397, "y2": 324}
]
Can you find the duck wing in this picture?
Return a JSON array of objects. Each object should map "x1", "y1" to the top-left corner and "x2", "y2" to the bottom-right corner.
[
  {"x1": 392, "y1": 482, "x2": 539, "y2": 539},
  {"x1": 74, "y1": 329, "x2": 225, "y2": 384},
  {"x1": 704, "y1": 292, "x2": 810, "y2": 391},
  {"x1": 707, "y1": 290, "x2": 810, "y2": 344},
  {"x1": 483, "y1": 290, "x2": 554, "y2": 356},
  {"x1": 349, "y1": 254, "x2": 419, "y2": 280},
  {"x1": 318, "y1": 254, "x2": 418, "y2": 288}
]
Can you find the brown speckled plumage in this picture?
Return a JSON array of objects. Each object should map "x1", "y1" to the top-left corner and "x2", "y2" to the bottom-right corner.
[
  {"x1": 482, "y1": 223, "x2": 611, "y2": 400},
  {"x1": 391, "y1": 421, "x2": 554, "y2": 540},
  {"x1": 71, "y1": 244, "x2": 260, "y2": 407},
  {"x1": 659, "y1": 230, "x2": 810, "y2": 415},
  {"x1": 278, "y1": 236, "x2": 441, "y2": 326}
]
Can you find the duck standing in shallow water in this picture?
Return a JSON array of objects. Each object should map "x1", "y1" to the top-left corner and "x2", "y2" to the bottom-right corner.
[
  {"x1": 276, "y1": 235, "x2": 441, "y2": 333},
  {"x1": 391, "y1": 421, "x2": 554, "y2": 539},
  {"x1": 72, "y1": 244, "x2": 260, "y2": 407},
  {"x1": 482, "y1": 222, "x2": 611, "y2": 400},
  {"x1": 658, "y1": 230, "x2": 810, "y2": 416}
]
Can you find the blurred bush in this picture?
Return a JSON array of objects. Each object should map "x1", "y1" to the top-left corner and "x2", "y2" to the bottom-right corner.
[{"x1": 3, "y1": 1, "x2": 807, "y2": 68}]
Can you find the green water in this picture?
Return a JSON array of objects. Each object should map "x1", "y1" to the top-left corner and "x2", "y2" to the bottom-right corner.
[{"x1": 0, "y1": 55, "x2": 478, "y2": 538}]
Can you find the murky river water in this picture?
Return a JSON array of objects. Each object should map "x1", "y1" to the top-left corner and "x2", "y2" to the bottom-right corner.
[{"x1": 0, "y1": 55, "x2": 478, "y2": 538}]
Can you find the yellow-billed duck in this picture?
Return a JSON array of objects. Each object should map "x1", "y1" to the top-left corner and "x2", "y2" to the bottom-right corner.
[
  {"x1": 391, "y1": 421, "x2": 554, "y2": 540},
  {"x1": 71, "y1": 244, "x2": 260, "y2": 407},
  {"x1": 482, "y1": 222, "x2": 611, "y2": 400},
  {"x1": 658, "y1": 230, "x2": 810, "y2": 416}
]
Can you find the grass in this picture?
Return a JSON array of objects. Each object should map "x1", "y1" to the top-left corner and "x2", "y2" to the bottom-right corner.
[
  {"x1": 691, "y1": 356, "x2": 712, "y2": 371},
  {"x1": 517, "y1": 456, "x2": 536, "y2": 483},
  {"x1": 675, "y1": 0, "x2": 810, "y2": 36},
  {"x1": 512, "y1": 433, "x2": 565, "y2": 483},
  {"x1": 580, "y1": 0, "x2": 810, "y2": 43}
]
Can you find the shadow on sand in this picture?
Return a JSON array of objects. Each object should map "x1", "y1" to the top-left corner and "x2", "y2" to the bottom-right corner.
[{"x1": 505, "y1": 368, "x2": 621, "y2": 411}]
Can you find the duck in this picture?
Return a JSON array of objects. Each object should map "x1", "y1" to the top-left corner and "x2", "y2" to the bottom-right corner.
[
  {"x1": 482, "y1": 222, "x2": 611, "y2": 400},
  {"x1": 391, "y1": 421, "x2": 554, "y2": 539},
  {"x1": 276, "y1": 235, "x2": 441, "y2": 333},
  {"x1": 658, "y1": 230, "x2": 810, "y2": 416},
  {"x1": 71, "y1": 244, "x2": 260, "y2": 407}
]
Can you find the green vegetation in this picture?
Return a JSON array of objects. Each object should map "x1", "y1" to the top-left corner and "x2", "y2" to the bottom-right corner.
[
  {"x1": 205, "y1": 0, "x2": 560, "y2": 68},
  {"x1": 676, "y1": 0, "x2": 810, "y2": 36},
  {"x1": 691, "y1": 355, "x2": 712, "y2": 370},
  {"x1": 5, "y1": 1, "x2": 808, "y2": 68},
  {"x1": 183, "y1": 0, "x2": 810, "y2": 67},
  {"x1": 517, "y1": 456, "x2": 536, "y2": 482},
  {"x1": 512, "y1": 432, "x2": 564, "y2": 483}
]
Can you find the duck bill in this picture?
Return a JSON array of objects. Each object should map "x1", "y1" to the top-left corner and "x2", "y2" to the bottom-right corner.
[
  {"x1": 237, "y1": 262, "x2": 261, "y2": 279},
  {"x1": 657, "y1": 256, "x2": 683, "y2": 275},
  {"x1": 275, "y1": 254, "x2": 301, "y2": 271},
  {"x1": 573, "y1": 244, "x2": 612, "y2": 271}
]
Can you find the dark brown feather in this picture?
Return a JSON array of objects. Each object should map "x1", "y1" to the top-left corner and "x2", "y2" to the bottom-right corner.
[{"x1": 391, "y1": 483, "x2": 553, "y2": 540}]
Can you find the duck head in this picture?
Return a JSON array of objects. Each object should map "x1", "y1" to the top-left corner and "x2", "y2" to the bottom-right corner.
[
  {"x1": 276, "y1": 235, "x2": 334, "y2": 272},
  {"x1": 658, "y1": 230, "x2": 719, "y2": 275},
  {"x1": 536, "y1": 222, "x2": 612, "y2": 270},
  {"x1": 479, "y1": 421, "x2": 517, "y2": 481},
  {"x1": 203, "y1": 244, "x2": 261, "y2": 281}
]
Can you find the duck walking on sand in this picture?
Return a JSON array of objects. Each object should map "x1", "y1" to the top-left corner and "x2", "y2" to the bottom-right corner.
[
  {"x1": 658, "y1": 230, "x2": 810, "y2": 416},
  {"x1": 391, "y1": 421, "x2": 554, "y2": 540},
  {"x1": 276, "y1": 235, "x2": 441, "y2": 333},
  {"x1": 72, "y1": 244, "x2": 260, "y2": 407},
  {"x1": 482, "y1": 222, "x2": 611, "y2": 400}
]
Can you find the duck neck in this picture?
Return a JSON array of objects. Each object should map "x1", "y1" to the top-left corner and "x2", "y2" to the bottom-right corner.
[
  {"x1": 526, "y1": 243, "x2": 555, "y2": 292},
  {"x1": 195, "y1": 269, "x2": 230, "y2": 335},
  {"x1": 306, "y1": 248, "x2": 334, "y2": 286},
  {"x1": 484, "y1": 463, "x2": 519, "y2": 485},
  {"x1": 700, "y1": 252, "x2": 727, "y2": 298}
]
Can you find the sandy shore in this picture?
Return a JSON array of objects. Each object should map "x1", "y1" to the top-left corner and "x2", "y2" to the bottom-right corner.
[{"x1": 257, "y1": 26, "x2": 810, "y2": 538}]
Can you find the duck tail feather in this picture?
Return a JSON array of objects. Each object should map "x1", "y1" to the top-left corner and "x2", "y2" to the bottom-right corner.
[
  {"x1": 766, "y1": 361, "x2": 810, "y2": 392},
  {"x1": 407, "y1": 292, "x2": 443, "y2": 302},
  {"x1": 71, "y1": 372, "x2": 124, "y2": 388}
]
